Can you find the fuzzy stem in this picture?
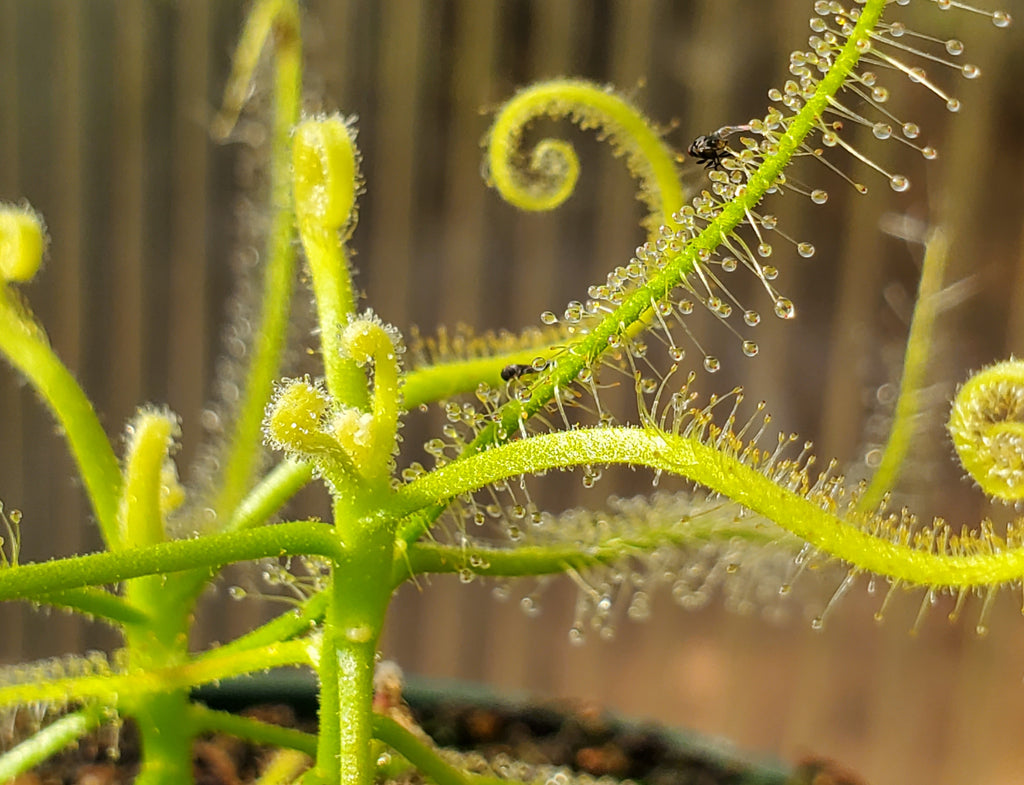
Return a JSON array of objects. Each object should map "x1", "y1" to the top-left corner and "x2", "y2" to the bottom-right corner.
[
  {"x1": 293, "y1": 117, "x2": 368, "y2": 407},
  {"x1": 0, "y1": 520, "x2": 344, "y2": 602},
  {"x1": 402, "y1": 346, "x2": 561, "y2": 409},
  {"x1": 37, "y1": 587, "x2": 149, "y2": 626},
  {"x1": 0, "y1": 705, "x2": 106, "y2": 782},
  {"x1": 226, "y1": 458, "x2": 316, "y2": 532},
  {"x1": 187, "y1": 703, "x2": 317, "y2": 756},
  {"x1": 0, "y1": 640, "x2": 313, "y2": 709},
  {"x1": 119, "y1": 412, "x2": 193, "y2": 785},
  {"x1": 0, "y1": 293, "x2": 121, "y2": 546},
  {"x1": 858, "y1": 229, "x2": 950, "y2": 511},
  {"x1": 201, "y1": 590, "x2": 329, "y2": 660},
  {"x1": 315, "y1": 497, "x2": 393, "y2": 785},
  {"x1": 213, "y1": 0, "x2": 303, "y2": 522},
  {"x1": 397, "y1": 520, "x2": 781, "y2": 585},
  {"x1": 487, "y1": 79, "x2": 685, "y2": 234},
  {"x1": 393, "y1": 425, "x2": 1024, "y2": 589},
  {"x1": 372, "y1": 715, "x2": 479, "y2": 785}
]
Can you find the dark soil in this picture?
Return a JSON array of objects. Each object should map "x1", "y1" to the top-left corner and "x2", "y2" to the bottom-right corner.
[{"x1": 6, "y1": 678, "x2": 831, "y2": 785}]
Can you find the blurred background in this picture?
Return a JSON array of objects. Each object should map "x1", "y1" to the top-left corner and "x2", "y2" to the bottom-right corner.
[{"x1": 1, "y1": 1, "x2": 1023, "y2": 784}]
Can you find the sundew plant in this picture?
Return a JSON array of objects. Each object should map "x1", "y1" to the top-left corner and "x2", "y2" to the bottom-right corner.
[{"x1": 0, "y1": 1, "x2": 1017, "y2": 784}]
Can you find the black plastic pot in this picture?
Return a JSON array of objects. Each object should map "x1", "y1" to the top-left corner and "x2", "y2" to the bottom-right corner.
[{"x1": 193, "y1": 670, "x2": 793, "y2": 785}]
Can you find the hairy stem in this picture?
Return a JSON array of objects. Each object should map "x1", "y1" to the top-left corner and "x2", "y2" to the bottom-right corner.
[
  {"x1": 395, "y1": 425, "x2": 1024, "y2": 589},
  {"x1": 213, "y1": 0, "x2": 303, "y2": 522},
  {"x1": 0, "y1": 294, "x2": 121, "y2": 546},
  {"x1": 0, "y1": 520, "x2": 343, "y2": 602},
  {"x1": 0, "y1": 705, "x2": 106, "y2": 782},
  {"x1": 858, "y1": 229, "x2": 950, "y2": 511}
]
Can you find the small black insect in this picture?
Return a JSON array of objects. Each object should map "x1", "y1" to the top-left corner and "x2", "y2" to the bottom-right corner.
[
  {"x1": 500, "y1": 362, "x2": 547, "y2": 382},
  {"x1": 687, "y1": 124, "x2": 752, "y2": 171}
]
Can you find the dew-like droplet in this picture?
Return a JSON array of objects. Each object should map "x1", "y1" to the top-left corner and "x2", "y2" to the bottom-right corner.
[
  {"x1": 961, "y1": 64, "x2": 980, "y2": 79},
  {"x1": 628, "y1": 594, "x2": 652, "y2": 621},
  {"x1": 228, "y1": 586, "x2": 246, "y2": 600},
  {"x1": 811, "y1": 616, "x2": 824, "y2": 630},
  {"x1": 993, "y1": 11, "x2": 1011, "y2": 28},
  {"x1": 945, "y1": 38, "x2": 964, "y2": 55},
  {"x1": 797, "y1": 242, "x2": 815, "y2": 258},
  {"x1": 743, "y1": 310, "x2": 761, "y2": 327},
  {"x1": 872, "y1": 122, "x2": 892, "y2": 140},
  {"x1": 946, "y1": 98, "x2": 961, "y2": 113},
  {"x1": 669, "y1": 346, "x2": 686, "y2": 362},
  {"x1": 742, "y1": 340, "x2": 759, "y2": 357},
  {"x1": 762, "y1": 266, "x2": 778, "y2": 281},
  {"x1": 774, "y1": 298, "x2": 796, "y2": 319},
  {"x1": 902, "y1": 122, "x2": 920, "y2": 139},
  {"x1": 810, "y1": 189, "x2": 828, "y2": 205},
  {"x1": 871, "y1": 86, "x2": 889, "y2": 103},
  {"x1": 921, "y1": 146, "x2": 938, "y2": 160},
  {"x1": 721, "y1": 257, "x2": 737, "y2": 272},
  {"x1": 757, "y1": 243, "x2": 772, "y2": 257},
  {"x1": 520, "y1": 596, "x2": 541, "y2": 617},
  {"x1": 703, "y1": 356, "x2": 721, "y2": 373},
  {"x1": 540, "y1": 310, "x2": 557, "y2": 325},
  {"x1": 889, "y1": 174, "x2": 910, "y2": 192}
]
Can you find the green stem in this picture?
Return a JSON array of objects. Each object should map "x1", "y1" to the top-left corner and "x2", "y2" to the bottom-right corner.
[
  {"x1": 128, "y1": 691, "x2": 194, "y2": 785},
  {"x1": 372, "y1": 715, "x2": 507, "y2": 785},
  {"x1": 858, "y1": 229, "x2": 949, "y2": 511},
  {"x1": 393, "y1": 425, "x2": 1024, "y2": 589},
  {"x1": 0, "y1": 639, "x2": 313, "y2": 708},
  {"x1": 397, "y1": 520, "x2": 781, "y2": 585},
  {"x1": 0, "y1": 705, "x2": 106, "y2": 782},
  {"x1": 120, "y1": 411, "x2": 193, "y2": 785},
  {"x1": 316, "y1": 497, "x2": 393, "y2": 785},
  {"x1": 0, "y1": 520, "x2": 344, "y2": 601},
  {"x1": 402, "y1": 346, "x2": 560, "y2": 410},
  {"x1": 292, "y1": 117, "x2": 367, "y2": 408},
  {"x1": 0, "y1": 295, "x2": 121, "y2": 546},
  {"x1": 39, "y1": 587, "x2": 149, "y2": 626},
  {"x1": 199, "y1": 590, "x2": 329, "y2": 661},
  {"x1": 213, "y1": 0, "x2": 302, "y2": 522},
  {"x1": 226, "y1": 458, "x2": 315, "y2": 532},
  {"x1": 300, "y1": 223, "x2": 366, "y2": 405},
  {"x1": 187, "y1": 703, "x2": 317, "y2": 756},
  {"x1": 487, "y1": 79, "x2": 685, "y2": 235}
]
